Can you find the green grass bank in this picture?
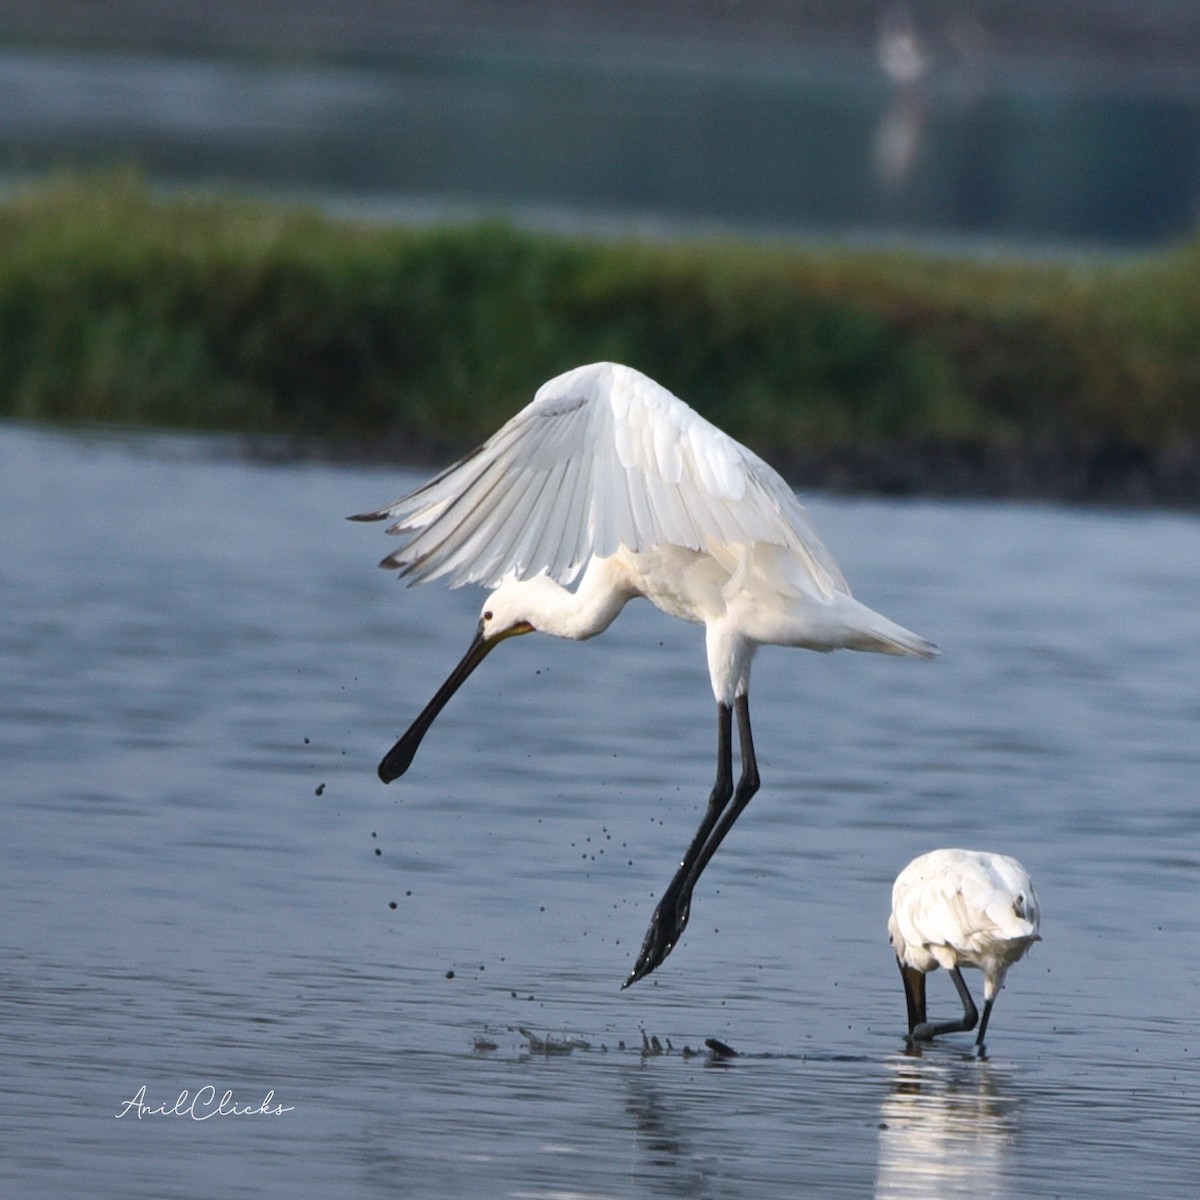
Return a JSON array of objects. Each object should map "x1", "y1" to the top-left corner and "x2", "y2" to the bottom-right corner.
[{"x1": 4, "y1": 173, "x2": 1199, "y2": 501}]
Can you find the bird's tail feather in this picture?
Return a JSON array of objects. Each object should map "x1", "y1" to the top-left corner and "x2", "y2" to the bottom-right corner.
[{"x1": 849, "y1": 603, "x2": 939, "y2": 659}]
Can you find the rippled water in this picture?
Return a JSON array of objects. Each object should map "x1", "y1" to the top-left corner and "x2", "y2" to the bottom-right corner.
[{"x1": 3, "y1": 423, "x2": 1198, "y2": 1198}]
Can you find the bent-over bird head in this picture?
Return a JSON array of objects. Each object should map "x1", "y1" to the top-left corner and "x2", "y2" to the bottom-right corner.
[{"x1": 478, "y1": 577, "x2": 540, "y2": 643}]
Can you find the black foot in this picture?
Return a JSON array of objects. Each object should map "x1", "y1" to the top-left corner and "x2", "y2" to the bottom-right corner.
[
  {"x1": 906, "y1": 1017, "x2": 977, "y2": 1044},
  {"x1": 623, "y1": 888, "x2": 690, "y2": 988}
]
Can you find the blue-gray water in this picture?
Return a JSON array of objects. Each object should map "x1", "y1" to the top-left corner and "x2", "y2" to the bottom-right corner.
[
  {"x1": 3, "y1": 423, "x2": 1199, "y2": 1197},
  {"x1": 3, "y1": 39, "x2": 1200, "y2": 247}
]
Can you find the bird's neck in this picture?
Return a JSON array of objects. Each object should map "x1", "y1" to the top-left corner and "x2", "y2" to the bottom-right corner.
[{"x1": 521, "y1": 559, "x2": 635, "y2": 641}]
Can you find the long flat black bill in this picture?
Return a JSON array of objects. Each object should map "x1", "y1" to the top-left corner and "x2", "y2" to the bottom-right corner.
[{"x1": 378, "y1": 625, "x2": 494, "y2": 783}]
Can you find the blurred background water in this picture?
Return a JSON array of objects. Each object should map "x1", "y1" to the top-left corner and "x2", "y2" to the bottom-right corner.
[{"x1": 2, "y1": 0, "x2": 1200, "y2": 248}]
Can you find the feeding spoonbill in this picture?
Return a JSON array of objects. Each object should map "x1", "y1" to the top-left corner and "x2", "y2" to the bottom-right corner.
[
  {"x1": 352, "y1": 361, "x2": 937, "y2": 986},
  {"x1": 888, "y1": 848, "x2": 1041, "y2": 1047}
]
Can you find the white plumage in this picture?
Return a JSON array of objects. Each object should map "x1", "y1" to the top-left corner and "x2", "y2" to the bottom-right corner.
[
  {"x1": 364, "y1": 361, "x2": 848, "y2": 594},
  {"x1": 354, "y1": 362, "x2": 937, "y2": 986},
  {"x1": 888, "y1": 849, "x2": 1041, "y2": 1047}
]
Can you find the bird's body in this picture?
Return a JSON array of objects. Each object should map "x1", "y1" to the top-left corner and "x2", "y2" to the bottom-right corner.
[
  {"x1": 888, "y1": 848, "x2": 1041, "y2": 1047},
  {"x1": 482, "y1": 539, "x2": 931, "y2": 698},
  {"x1": 353, "y1": 361, "x2": 936, "y2": 985}
]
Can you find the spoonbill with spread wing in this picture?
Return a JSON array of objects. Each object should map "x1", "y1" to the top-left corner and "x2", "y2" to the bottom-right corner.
[
  {"x1": 889, "y1": 848, "x2": 1041, "y2": 1047},
  {"x1": 352, "y1": 361, "x2": 937, "y2": 986}
]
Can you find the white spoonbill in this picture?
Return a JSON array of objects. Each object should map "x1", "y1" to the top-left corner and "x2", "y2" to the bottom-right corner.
[
  {"x1": 352, "y1": 361, "x2": 937, "y2": 986},
  {"x1": 888, "y1": 848, "x2": 1041, "y2": 1047}
]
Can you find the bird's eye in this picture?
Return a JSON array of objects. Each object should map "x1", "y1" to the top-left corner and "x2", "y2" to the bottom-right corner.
[{"x1": 483, "y1": 611, "x2": 493, "y2": 621}]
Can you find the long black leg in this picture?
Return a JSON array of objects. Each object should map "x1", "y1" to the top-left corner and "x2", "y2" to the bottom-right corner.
[
  {"x1": 675, "y1": 693, "x2": 760, "y2": 897},
  {"x1": 624, "y1": 693, "x2": 760, "y2": 987},
  {"x1": 975, "y1": 995, "x2": 997, "y2": 1046},
  {"x1": 623, "y1": 702, "x2": 734, "y2": 987},
  {"x1": 909, "y1": 966, "x2": 979, "y2": 1041},
  {"x1": 899, "y1": 962, "x2": 927, "y2": 1035}
]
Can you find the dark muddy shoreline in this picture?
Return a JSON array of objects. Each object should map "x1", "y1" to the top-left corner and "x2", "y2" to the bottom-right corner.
[
  {"x1": 251, "y1": 430, "x2": 1200, "y2": 511},
  {"x1": 782, "y1": 436, "x2": 1200, "y2": 508}
]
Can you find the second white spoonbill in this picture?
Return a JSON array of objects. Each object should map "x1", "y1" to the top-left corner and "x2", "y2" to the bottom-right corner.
[
  {"x1": 353, "y1": 361, "x2": 937, "y2": 986},
  {"x1": 888, "y1": 848, "x2": 1041, "y2": 1047}
]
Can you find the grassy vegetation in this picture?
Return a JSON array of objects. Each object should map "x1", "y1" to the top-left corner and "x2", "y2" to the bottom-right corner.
[{"x1": 3, "y1": 172, "x2": 1199, "y2": 472}]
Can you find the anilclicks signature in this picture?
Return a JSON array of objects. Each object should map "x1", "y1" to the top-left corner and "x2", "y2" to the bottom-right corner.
[{"x1": 115, "y1": 1085, "x2": 294, "y2": 1120}]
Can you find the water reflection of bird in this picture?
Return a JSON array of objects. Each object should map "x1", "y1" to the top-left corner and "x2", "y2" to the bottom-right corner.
[
  {"x1": 875, "y1": 1054, "x2": 1019, "y2": 1199},
  {"x1": 878, "y1": 5, "x2": 928, "y2": 89},
  {"x1": 873, "y1": 5, "x2": 930, "y2": 190},
  {"x1": 888, "y1": 849, "x2": 1041, "y2": 1047},
  {"x1": 353, "y1": 362, "x2": 937, "y2": 985},
  {"x1": 872, "y1": 5, "x2": 994, "y2": 193}
]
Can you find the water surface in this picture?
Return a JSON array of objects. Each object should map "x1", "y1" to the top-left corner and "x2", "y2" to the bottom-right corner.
[{"x1": 2, "y1": 424, "x2": 1198, "y2": 1197}]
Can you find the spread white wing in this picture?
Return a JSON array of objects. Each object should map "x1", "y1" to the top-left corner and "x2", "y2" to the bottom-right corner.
[{"x1": 352, "y1": 361, "x2": 847, "y2": 596}]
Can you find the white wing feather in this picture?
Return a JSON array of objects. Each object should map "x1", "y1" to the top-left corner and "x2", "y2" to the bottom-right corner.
[
  {"x1": 353, "y1": 362, "x2": 847, "y2": 595},
  {"x1": 892, "y1": 849, "x2": 1040, "y2": 955}
]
